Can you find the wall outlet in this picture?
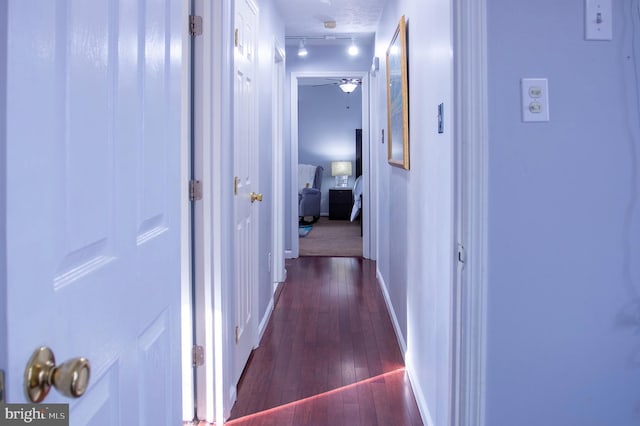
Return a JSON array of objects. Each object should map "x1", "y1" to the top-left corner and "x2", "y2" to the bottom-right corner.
[{"x1": 521, "y1": 78, "x2": 550, "y2": 122}]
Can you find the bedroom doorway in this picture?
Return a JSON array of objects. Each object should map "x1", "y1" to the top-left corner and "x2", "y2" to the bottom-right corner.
[{"x1": 289, "y1": 71, "x2": 373, "y2": 259}]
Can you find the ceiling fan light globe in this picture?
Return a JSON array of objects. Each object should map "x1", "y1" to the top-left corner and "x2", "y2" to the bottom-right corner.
[{"x1": 339, "y1": 82, "x2": 358, "y2": 93}]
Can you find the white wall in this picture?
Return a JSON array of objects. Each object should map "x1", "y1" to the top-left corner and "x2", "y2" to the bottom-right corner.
[
  {"x1": 374, "y1": 0, "x2": 454, "y2": 425},
  {"x1": 298, "y1": 84, "x2": 362, "y2": 215},
  {"x1": 255, "y1": 0, "x2": 284, "y2": 335},
  {"x1": 485, "y1": 1, "x2": 640, "y2": 424}
]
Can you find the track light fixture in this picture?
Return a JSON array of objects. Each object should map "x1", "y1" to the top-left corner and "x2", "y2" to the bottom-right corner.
[
  {"x1": 298, "y1": 39, "x2": 308, "y2": 57},
  {"x1": 347, "y1": 38, "x2": 359, "y2": 56}
]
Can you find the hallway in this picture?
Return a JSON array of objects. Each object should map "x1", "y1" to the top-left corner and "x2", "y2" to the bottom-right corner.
[{"x1": 227, "y1": 257, "x2": 422, "y2": 425}]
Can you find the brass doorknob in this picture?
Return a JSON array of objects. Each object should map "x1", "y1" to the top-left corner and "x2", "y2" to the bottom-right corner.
[
  {"x1": 250, "y1": 192, "x2": 263, "y2": 203},
  {"x1": 24, "y1": 346, "x2": 90, "y2": 403}
]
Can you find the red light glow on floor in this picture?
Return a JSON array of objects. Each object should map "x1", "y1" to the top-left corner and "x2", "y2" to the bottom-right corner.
[{"x1": 225, "y1": 367, "x2": 408, "y2": 425}]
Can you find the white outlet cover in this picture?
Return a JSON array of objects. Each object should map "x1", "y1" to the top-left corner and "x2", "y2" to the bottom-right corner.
[{"x1": 521, "y1": 78, "x2": 549, "y2": 122}]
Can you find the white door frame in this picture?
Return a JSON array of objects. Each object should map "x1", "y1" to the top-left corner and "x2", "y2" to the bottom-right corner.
[
  {"x1": 0, "y1": 0, "x2": 7, "y2": 388},
  {"x1": 289, "y1": 71, "x2": 373, "y2": 259},
  {"x1": 368, "y1": 61, "x2": 380, "y2": 262},
  {"x1": 451, "y1": 0, "x2": 488, "y2": 425},
  {"x1": 271, "y1": 43, "x2": 286, "y2": 286},
  {"x1": 193, "y1": 0, "x2": 262, "y2": 422},
  {"x1": 192, "y1": 0, "x2": 234, "y2": 424},
  {"x1": 179, "y1": 0, "x2": 195, "y2": 421}
]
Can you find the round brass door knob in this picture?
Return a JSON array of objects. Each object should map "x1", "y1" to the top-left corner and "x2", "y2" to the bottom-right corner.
[
  {"x1": 250, "y1": 192, "x2": 263, "y2": 203},
  {"x1": 24, "y1": 346, "x2": 91, "y2": 403}
]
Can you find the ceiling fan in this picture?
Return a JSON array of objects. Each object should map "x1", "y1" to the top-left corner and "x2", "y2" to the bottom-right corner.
[{"x1": 311, "y1": 78, "x2": 361, "y2": 93}]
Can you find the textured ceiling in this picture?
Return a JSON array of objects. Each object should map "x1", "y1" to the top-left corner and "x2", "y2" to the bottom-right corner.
[{"x1": 272, "y1": 0, "x2": 386, "y2": 45}]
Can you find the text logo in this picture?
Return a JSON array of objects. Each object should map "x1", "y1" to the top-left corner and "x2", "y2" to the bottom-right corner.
[{"x1": 1, "y1": 404, "x2": 68, "y2": 426}]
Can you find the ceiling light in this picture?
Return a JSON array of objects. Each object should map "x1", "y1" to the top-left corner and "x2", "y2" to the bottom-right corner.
[
  {"x1": 339, "y1": 79, "x2": 358, "y2": 93},
  {"x1": 298, "y1": 39, "x2": 308, "y2": 57},
  {"x1": 348, "y1": 39, "x2": 359, "y2": 56}
]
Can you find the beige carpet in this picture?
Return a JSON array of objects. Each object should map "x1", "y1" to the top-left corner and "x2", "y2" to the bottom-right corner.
[{"x1": 299, "y1": 217, "x2": 363, "y2": 257}]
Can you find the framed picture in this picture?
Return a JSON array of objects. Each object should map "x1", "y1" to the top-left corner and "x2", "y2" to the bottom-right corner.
[{"x1": 386, "y1": 15, "x2": 409, "y2": 170}]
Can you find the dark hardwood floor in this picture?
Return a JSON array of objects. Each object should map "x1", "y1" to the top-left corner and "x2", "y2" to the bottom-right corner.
[{"x1": 227, "y1": 257, "x2": 423, "y2": 426}]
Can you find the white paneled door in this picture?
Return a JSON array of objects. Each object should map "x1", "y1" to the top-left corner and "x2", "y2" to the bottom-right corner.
[
  {"x1": 233, "y1": 0, "x2": 259, "y2": 387},
  {"x1": 4, "y1": 1, "x2": 184, "y2": 424}
]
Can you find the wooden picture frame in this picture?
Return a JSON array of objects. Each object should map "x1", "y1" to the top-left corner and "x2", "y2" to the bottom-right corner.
[{"x1": 386, "y1": 15, "x2": 409, "y2": 170}]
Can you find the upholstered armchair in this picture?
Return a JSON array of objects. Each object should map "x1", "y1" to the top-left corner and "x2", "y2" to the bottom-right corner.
[{"x1": 298, "y1": 164, "x2": 323, "y2": 224}]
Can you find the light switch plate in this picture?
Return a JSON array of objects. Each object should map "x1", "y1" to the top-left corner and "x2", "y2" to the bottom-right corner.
[
  {"x1": 521, "y1": 78, "x2": 549, "y2": 122},
  {"x1": 585, "y1": 0, "x2": 612, "y2": 40}
]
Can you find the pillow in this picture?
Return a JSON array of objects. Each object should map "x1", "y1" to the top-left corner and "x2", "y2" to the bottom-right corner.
[
  {"x1": 350, "y1": 176, "x2": 363, "y2": 222},
  {"x1": 298, "y1": 164, "x2": 317, "y2": 193}
]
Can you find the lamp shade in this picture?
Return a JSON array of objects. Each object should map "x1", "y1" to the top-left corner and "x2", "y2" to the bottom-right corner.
[{"x1": 331, "y1": 161, "x2": 352, "y2": 177}]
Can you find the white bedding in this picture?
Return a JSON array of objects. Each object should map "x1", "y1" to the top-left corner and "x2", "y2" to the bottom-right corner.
[
  {"x1": 350, "y1": 175, "x2": 363, "y2": 221},
  {"x1": 298, "y1": 164, "x2": 317, "y2": 192}
]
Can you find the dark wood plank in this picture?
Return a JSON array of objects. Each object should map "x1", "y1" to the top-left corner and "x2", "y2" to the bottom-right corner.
[{"x1": 227, "y1": 257, "x2": 423, "y2": 426}]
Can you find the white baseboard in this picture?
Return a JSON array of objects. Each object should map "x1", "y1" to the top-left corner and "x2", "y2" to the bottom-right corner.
[
  {"x1": 257, "y1": 296, "x2": 275, "y2": 343},
  {"x1": 375, "y1": 267, "x2": 407, "y2": 356},
  {"x1": 376, "y1": 267, "x2": 433, "y2": 426},
  {"x1": 223, "y1": 384, "x2": 236, "y2": 422},
  {"x1": 284, "y1": 249, "x2": 294, "y2": 259},
  {"x1": 405, "y1": 361, "x2": 435, "y2": 426}
]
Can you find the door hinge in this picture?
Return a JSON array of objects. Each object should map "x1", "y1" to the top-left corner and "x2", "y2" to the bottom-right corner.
[
  {"x1": 192, "y1": 345, "x2": 204, "y2": 367},
  {"x1": 189, "y1": 179, "x2": 202, "y2": 201},
  {"x1": 0, "y1": 369, "x2": 5, "y2": 403},
  {"x1": 457, "y1": 243, "x2": 466, "y2": 264},
  {"x1": 235, "y1": 326, "x2": 239, "y2": 344},
  {"x1": 189, "y1": 15, "x2": 203, "y2": 36},
  {"x1": 234, "y1": 28, "x2": 239, "y2": 47},
  {"x1": 234, "y1": 176, "x2": 239, "y2": 196}
]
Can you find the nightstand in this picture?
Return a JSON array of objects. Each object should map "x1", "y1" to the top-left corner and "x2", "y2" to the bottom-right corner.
[{"x1": 329, "y1": 188, "x2": 352, "y2": 220}]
